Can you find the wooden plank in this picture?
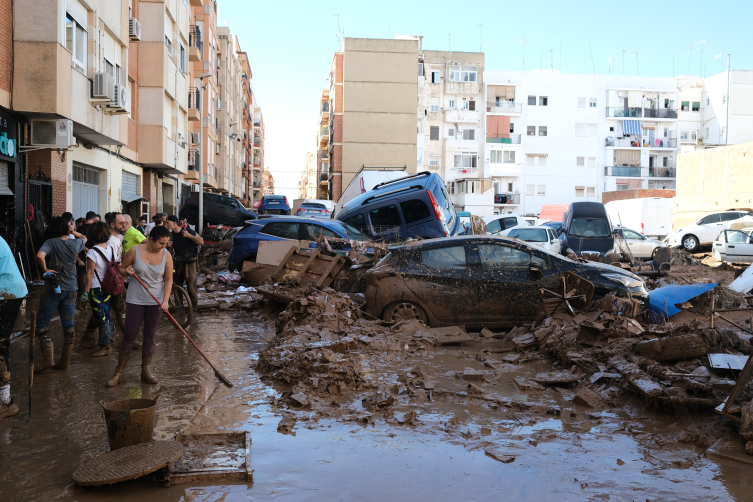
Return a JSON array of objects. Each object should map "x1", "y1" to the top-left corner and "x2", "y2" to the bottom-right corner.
[
  {"x1": 609, "y1": 357, "x2": 664, "y2": 399},
  {"x1": 723, "y1": 352, "x2": 753, "y2": 414},
  {"x1": 297, "y1": 250, "x2": 320, "y2": 277},
  {"x1": 315, "y1": 255, "x2": 343, "y2": 288},
  {"x1": 270, "y1": 246, "x2": 300, "y2": 279}
]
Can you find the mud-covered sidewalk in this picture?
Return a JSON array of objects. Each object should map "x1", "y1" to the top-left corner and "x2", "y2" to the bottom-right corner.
[{"x1": 1, "y1": 299, "x2": 751, "y2": 501}]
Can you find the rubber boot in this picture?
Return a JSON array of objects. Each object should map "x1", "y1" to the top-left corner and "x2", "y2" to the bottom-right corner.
[
  {"x1": 34, "y1": 331, "x2": 54, "y2": 374},
  {"x1": 132, "y1": 334, "x2": 143, "y2": 349},
  {"x1": 91, "y1": 344, "x2": 111, "y2": 357},
  {"x1": 80, "y1": 329, "x2": 98, "y2": 349},
  {"x1": 54, "y1": 328, "x2": 76, "y2": 370},
  {"x1": 0, "y1": 401, "x2": 19, "y2": 419},
  {"x1": 106, "y1": 354, "x2": 129, "y2": 387},
  {"x1": 141, "y1": 355, "x2": 158, "y2": 385}
]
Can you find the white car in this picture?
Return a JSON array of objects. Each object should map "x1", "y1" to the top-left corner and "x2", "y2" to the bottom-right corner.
[
  {"x1": 483, "y1": 214, "x2": 528, "y2": 234},
  {"x1": 713, "y1": 229, "x2": 753, "y2": 264},
  {"x1": 615, "y1": 227, "x2": 667, "y2": 260},
  {"x1": 664, "y1": 211, "x2": 753, "y2": 252},
  {"x1": 499, "y1": 225, "x2": 562, "y2": 254}
]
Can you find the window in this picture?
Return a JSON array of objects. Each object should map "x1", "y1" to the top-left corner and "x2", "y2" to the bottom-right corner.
[
  {"x1": 681, "y1": 101, "x2": 689, "y2": 111},
  {"x1": 448, "y1": 65, "x2": 477, "y2": 82},
  {"x1": 418, "y1": 62, "x2": 423, "y2": 76},
  {"x1": 538, "y1": 126, "x2": 547, "y2": 137},
  {"x1": 430, "y1": 126, "x2": 439, "y2": 140},
  {"x1": 663, "y1": 127, "x2": 668, "y2": 138},
  {"x1": 429, "y1": 155, "x2": 439, "y2": 167},
  {"x1": 587, "y1": 157, "x2": 596, "y2": 167},
  {"x1": 589, "y1": 98, "x2": 597, "y2": 108},
  {"x1": 478, "y1": 244, "x2": 544, "y2": 271},
  {"x1": 508, "y1": 228, "x2": 548, "y2": 242},
  {"x1": 490, "y1": 150, "x2": 502, "y2": 164},
  {"x1": 722, "y1": 94, "x2": 726, "y2": 104},
  {"x1": 510, "y1": 123, "x2": 515, "y2": 133},
  {"x1": 342, "y1": 214, "x2": 368, "y2": 233},
  {"x1": 691, "y1": 131, "x2": 697, "y2": 141},
  {"x1": 508, "y1": 182, "x2": 513, "y2": 192},
  {"x1": 430, "y1": 98, "x2": 440, "y2": 112},
  {"x1": 575, "y1": 188, "x2": 585, "y2": 197},
  {"x1": 448, "y1": 100, "x2": 455, "y2": 108},
  {"x1": 65, "y1": 14, "x2": 87, "y2": 70},
  {"x1": 504, "y1": 151, "x2": 515, "y2": 163},
  {"x1": 370, "y1": 205, "x2": 402, "y2": 231},
  {"x1": 680, "y1": 131, "x2": 689, "y2": 141},
  {"x1": 616, "y1": 184, "x2": 629, "y2": 191},
  {"x1": 528, "y1": 96, "x2": 536, "y2": 106},
  {"x1": 261, "y1": 222, "x2": 300, "y2": 240},
  {"x1": 539, "y1": 96, "x2": 548, "y2": 106},
  {"x1": 692, "y1": 101, "x2": 700, "y2": 112},
  {"x1": 165, "y1": 35, "x2": 173, "y2": 56},
  {"x1": 622, "y1": 229, "x2": 643, "y2": 240},
  {"x1": 462, "y1": 100, "x2": 469, "y2": 110},
  {"x1": 417, "y1": 148, "x2": 423, "y2": 165},
  {"x1": 537, "y1": 185, "x2": 546, "y2": 195},
  {"x1": 526, "y1": 156, "x2": 534, "y2": 166},
  {"x1": 422, "y1": 246, "x2": 467, "y2": 270},
  {"x1": 578, "y1": 97, "x2": 586, "y2": 108},
  {"x1": 469, "y1": 100, "x2": 476, "y2": 111},
  {"x1": 180, "y1": 44, "x2": 186, "y2": 72},
  {"x1": 431, "y1": 70, "x2": 441, "y2": 83},
  {"x1": 698, "y1": 214, "x2": 721, "y2": 225},
  {"x1": 400, "y1": 200, "x2": 431, "y2": 224},
  {"x1": 527, "y1": 126, "x2": 536, "y2": 136},
  {"x1": 706, "y1": 98, "x2": 710, "y2": 106},
  {"x1": 538, "y1": 156, "x2": 547, "y2": 166},
  {"x1": 587, "y1": 124, "x2": 597, "y2": 137},
  {"x1": 586, "y1": 187, "x2": 596, "y2": 197},
  {"x1": 575, "y1": 123, "x2": 586, "y2": 137},
  {"x1": 462, "y1": 129, "x2": 475, "y2": 140},
  {"x1": 305, "y1": 225, "x2": 339, "y2": 240},
  {"x1": 526, "y1": 184, "x2": 535, "y2": 195},
  {"x1": 448, "y1": 128, "x2": 455, "y2": 137},
  {"x1": 453, "y1": 153, "x2": 478, "y2": 168}
]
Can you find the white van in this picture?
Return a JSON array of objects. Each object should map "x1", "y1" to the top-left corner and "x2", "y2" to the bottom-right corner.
[
  {"x1": 332, "y1": 169, "x2": 409, "y2": 218},
  {"x1": 605, "y1": 198, "x2": 675, "y2": 239}
]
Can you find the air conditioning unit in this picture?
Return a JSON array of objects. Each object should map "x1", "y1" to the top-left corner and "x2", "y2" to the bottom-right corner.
[
  {"x1": 216, "y1": 144, "x2": 220, "y2": 154},
  {"x1": 30, "y1": 119, "x2": 74, "y2": 148},
  {"x1": 178, "y1": 133, "x2": 186, "y2": 148},
  {"x1": 216, "y1": 98, "x2": 221, "y2": 111},
  {"x1": 129, "y1": 17, "x2": 141, "y2": 41},
  {"x1": 191, "y1": 132, "x2": 200, "y2": 144},
  {"x1": 92, "y1": 72, "x2": 115, "y2": 102},
  {"x1": 107, "y1": 84, "x2": 128, "y2": 113}
]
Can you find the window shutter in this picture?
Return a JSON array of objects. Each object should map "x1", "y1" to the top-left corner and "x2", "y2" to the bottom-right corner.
[
  {"x1": 66, "y1": 0, "x2": 87, "y2": 27},
  {"x1": 0, "y1": 161, "x2": 11, "y2": 196},
  {"x1": 103, "y1": 30, "x2": 121, "y2": 69},
  {"x1": 165, "y1": 13, "x2": 173, "y2": 43},
  {"x1": 575, "y1": 123, "x2": 585, "y2": 137},
  {"x1": 578, "y1": 97, "x2": 586, "y2": 107},
  {"x1": 469, "y1": 100, "x2": 475, "y2": 111},
  {"x1": 587, "y1": 124, "x2": 597, "y2": 137}
]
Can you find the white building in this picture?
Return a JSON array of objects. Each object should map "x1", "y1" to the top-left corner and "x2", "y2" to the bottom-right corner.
[{"x1": 478, "y1": 70, "x2": 753, "y2": 217}]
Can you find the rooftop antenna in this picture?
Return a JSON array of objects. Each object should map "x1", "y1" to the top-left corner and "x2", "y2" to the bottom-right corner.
[
  {"x1": 608, "y1": 57, "x2": 614, "y2": 75},
  {"x1": 582, "y1": 41, "x2": 595, "y2": 74},
  {"x1": 540, "y1": 38, "x2": 545, "y2": 70},
  {"x1": 622, "y1": 49, "x2": 626, "y2": 75},
  {"x1": 521, "y1": 38, "x2": 526, "y2": 71},
  {"x1": 684, "y1": 42, "x2": 693, "y2": 76},
  {"x1": 549, "y1": 49, "x2": 553, "y2": 70},
  {"x1": 696, "y1": 39, "x2": 707, "y2": 77},
  {"x1": 478, "y1": 23, "x2": 483, "y2": 53},
  {"x1": 558, "y1": 37, "x2": 563, "y2": 71},
  {"x1": 334, "y1": 14, "x2": 343, "y2": 48},
  {"x1": 631, "y1": 52, "x2": 638, "y2": 76},
  {"x1": 447, "y1": 33, "x2": 451, "y2": 51}
]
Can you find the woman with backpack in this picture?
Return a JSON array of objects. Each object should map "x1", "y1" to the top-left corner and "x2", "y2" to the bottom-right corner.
[
  {"x1": 83, "y1": 222, "x2": 116, "y2": 357},
  {"x1": 107, "y1": 225, "x2": 173, "y2": 387}
]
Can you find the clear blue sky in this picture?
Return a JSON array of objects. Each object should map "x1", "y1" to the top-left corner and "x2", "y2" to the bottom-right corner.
[{"x1": 219, "y1": 0, "x2": 752, "y2": 199}]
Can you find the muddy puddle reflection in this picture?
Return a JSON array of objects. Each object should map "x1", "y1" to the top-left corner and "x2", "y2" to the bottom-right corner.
[{"x1": 2, "y1": 309, "x2": 751, "y2": 501}]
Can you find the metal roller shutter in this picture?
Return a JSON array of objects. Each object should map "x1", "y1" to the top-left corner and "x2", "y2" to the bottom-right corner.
[
  {"x1": 66, "y1": 0, "x2": 87, "y2": 27},
  {"x1": 102, "y1": 30, "x2": 121, "y2": 67},
  {"x1": 122, "y1": 171, "x2": 139, "y2": 199},
  {"x1": 0, "y1": 162, "x2": 12, "y2": 195},
  {"x1": 72, "y1": 164, "x2": 100, "y2": 219}
]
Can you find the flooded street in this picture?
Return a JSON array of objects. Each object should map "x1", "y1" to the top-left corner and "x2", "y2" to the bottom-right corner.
[{"x1": 2, "y1": 307, "x2": 751, "y2": 501}]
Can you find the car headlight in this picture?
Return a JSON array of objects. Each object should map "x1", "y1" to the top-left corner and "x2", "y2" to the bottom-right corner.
[{"x1": 602, "y1": 273, "x2": 644, "y2": 289}]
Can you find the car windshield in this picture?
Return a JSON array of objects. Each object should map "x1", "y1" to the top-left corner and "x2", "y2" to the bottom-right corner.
[
  {"x1": 508, "y1": 228, "x2": 548, "y2": 242},
  {"x1": 569, "y1": 217, "x2": 611, "y2": 238},
  {"x1": 327, "y1": 222, "x2": 367, "y2": 241}
]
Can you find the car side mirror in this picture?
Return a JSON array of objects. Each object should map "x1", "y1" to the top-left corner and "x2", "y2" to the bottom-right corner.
[{"x1": 529, "y1": 260, "x2": 543, "y2": 273}]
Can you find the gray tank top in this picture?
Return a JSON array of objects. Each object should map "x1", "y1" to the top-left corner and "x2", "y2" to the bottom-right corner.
[{"x1": 126, "y1": 246, "x2": 167, "y2": 305}]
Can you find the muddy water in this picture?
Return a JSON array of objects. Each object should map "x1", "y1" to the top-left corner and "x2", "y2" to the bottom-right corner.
[{"x1": 1, "y1": 309, "x2": 751, "y2": 501}]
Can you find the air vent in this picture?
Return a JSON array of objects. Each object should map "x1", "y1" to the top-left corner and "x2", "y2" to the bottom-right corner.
[{"x1": 129, "y1": 17, "x2": 141, "y2": 41}]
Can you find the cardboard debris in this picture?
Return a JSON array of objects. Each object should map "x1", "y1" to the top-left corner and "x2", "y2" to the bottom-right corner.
[
  {"x1": 532, "y1": 372, "x2": 580, "y2": 385},
  {"x1": 485, "y1": 450, "x2": 517, "y2": 463},
  {"x1": 514, "y1": 377, "x2": 546, "y2": 391},
  {"x1": 462, "y1": 367, "x2": 485, "y2": 381},
  {"x1": 573, "y1": 388, "x2": 608, "y2": 409}
]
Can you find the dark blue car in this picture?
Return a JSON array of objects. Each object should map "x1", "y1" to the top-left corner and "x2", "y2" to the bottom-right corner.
[
  {"x1": 258, "y1": 195, "x2": 291, "y2": 215},
  {"x1": 228, "y1": 216, "x2": 366, "y2": 272},
  {"x1": 335, "y1": 172, "x2": 459, "y2": 241}
]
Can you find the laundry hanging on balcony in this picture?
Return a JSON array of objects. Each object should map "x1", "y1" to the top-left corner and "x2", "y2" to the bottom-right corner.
[{"x1": 623, "y1": 120, "x2": 641, "y2": 135}]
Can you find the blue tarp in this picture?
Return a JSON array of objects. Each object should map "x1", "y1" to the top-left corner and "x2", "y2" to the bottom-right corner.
[
  {"x1": 623, "y1": 120, "x2": 641, "y2": 135},
  {"x1": 647, "y1": 283, "x2": 717, "y2": 318}
]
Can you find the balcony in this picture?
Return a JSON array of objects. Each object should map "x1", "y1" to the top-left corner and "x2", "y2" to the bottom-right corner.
[
  {"x1": 486, "y1": 101, "x2": 522, "y2": 114},
  {"x1": 185, "y1": 150, "x2": 200, "y2": 181},
  {"x1": 320, "y1": 127, "x2": 329, "y2": 144},
  {"x1": 253, "y1": 180, "x2": 260, "y2": 187},
  {"x1": 606, "y1": 136, "x2": 678, "y2": 149},
  {"x1": 444, "y1": 109, "x2": 479, "y2": 123},
  {"x1": 604, "y1": 166, "x2": 641, "y2": 177},
  {"x1": 253, "y1": 137, "x2": 261, "y2": 148},
  {"x1": 188, "y1": 26, "x2": 203, "y2": 61},
  {"x1": 319, "y1": 173, "x2": 328, "y2": 184},
  {"x1": 649, "y1": 167, "x2": 676, "y2": 178},
  {"x1": 606, "y1": 107, "x2": 641, "y2": 118},
  {"x1": 486, "y1": 134, "x2": 521, "y2": 144},
  {"x1": 253, "y1": 120, "x2": 260, "y2": 127},
  {"x1": 187, "y1": 87, "x2": 201, "y2": 121},
  {"x1": 189, "y1": 0, "x2": 202, "y2": 6},
  {"x1": 642, "y1": 107, "x2": 678, "y2": 119},
  {"x1": 494, "y1": 192, "x2": 521, "y2": 205},
  {"x1": 489, "y1": 163, "x2": 521, "y2": 176}
]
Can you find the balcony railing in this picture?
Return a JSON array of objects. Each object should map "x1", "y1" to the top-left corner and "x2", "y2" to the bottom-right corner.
[
  {"x1": 188, "y1": 87, "x2": 201, "y2": 110},
  {"x1": 188, "y1": 149, "x2": 200, "y2": 170},
  {"x1": 320, "y1": 151, "x2": 328, "y2": 160},
  {"x1": 606, "y1": 136, "x2": 678, "y2": 149},
  {"x1": 253, "y1": 120, "x2": 260, "y2": 127},
  {"x1": 649, "y1": 167, "x2": 676, "y2": 177},
  {"x1": 486, "y1": 101, "x2": 522, "y2": 113},
  {"x1": 486, "y1": 134, "x2": 521, "y2": 144},
  {"x1": 606, "y1": 107, "x2": 642, "y2": 118},
  {"x1": 320, "y1": 173, "x2": 328, "y2": 183},
  {"x1": 494, "y1": 192, "x2": 520, "y2": 205},
  {"x1": 321, "y1": 102, "x2": 330, "y2": 113},
  {"x1": 188, "y1": 26, "x2": 203, "y2": 58},
  {"x1": 253, "y1": 181, "x2": 260, "y2": 187},
  {"x1": 253, "y1": 137, "x2": 260, "y2": 147},
  {"x1": 643, "y1": 107, "x2": 678, "y2": 119},
  {"x1": 605, "y1": 166, "x2": 641, "y2": 177}
]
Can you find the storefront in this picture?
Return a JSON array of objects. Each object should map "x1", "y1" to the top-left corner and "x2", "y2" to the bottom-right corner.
[{"x1": 0, "y1": 107, "x2": 24, "y2": 253}]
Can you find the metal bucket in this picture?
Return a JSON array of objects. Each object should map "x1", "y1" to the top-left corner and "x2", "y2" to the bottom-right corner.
[{"x1": 100, "y1": 397, "x2": 158, "y2": 451}]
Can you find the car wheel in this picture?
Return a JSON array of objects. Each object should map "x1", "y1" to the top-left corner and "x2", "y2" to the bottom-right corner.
[
  {"x1": 682, "y1": 235, "x2": 699, "y2": 253},
  {"x1": 383, "y1": 301, "x2": 428, "y2": 324},
  {"x1": 185, "y1": 209, "x2": 199, "y2": 226}
]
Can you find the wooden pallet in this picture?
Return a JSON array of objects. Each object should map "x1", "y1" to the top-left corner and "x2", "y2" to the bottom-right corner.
[{"x1": 271, "y1": 248, "x2": 345, "y2": 288}]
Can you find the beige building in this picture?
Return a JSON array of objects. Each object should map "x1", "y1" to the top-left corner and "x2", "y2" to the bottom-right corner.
[
  {"x1": 675, "y1": 141, "x2": 753, "y2": 228},
  {"x1": 216, "y1": 27, "x2": 244, "y2": 199}
]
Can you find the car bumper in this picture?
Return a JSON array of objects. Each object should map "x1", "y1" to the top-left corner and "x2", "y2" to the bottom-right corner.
[{"x1": 663, "y1": 234, "x2": 682, "y2": 247}]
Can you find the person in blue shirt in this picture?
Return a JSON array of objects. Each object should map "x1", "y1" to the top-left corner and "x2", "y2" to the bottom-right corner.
[{"x1": 0, "y1": 236, "x2": 28, "y2": 419}]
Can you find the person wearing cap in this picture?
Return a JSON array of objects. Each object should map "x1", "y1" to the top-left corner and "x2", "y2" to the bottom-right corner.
[{"x1": 165, "y1": 215, "x2": 203, "y2": 308}]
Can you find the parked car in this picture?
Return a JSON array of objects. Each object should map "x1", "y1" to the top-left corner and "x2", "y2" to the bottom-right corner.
[
  {"x1": 200, "y1": 225, "x2": 242, "y2": 253},
  {"x1": 499, "y1": 225, "x2": 562, "y2": 254},
  {"x1": 364, "y1": 235, "x2": 649, "y2": 329},
  {"x1": 614, "y1": 227, "x2": 667, "y2": 260},
  {"x1": 258, "y1": 195, "x2": 291, "y2": 215},
  {"x1": 483, "y1": 214, "x2": 528, "y2": 234},
  {"x1": 664, "y1": 211, "x2": 753, "y2": 253},
  {"x1": 457, "y1": 211, "x2": 474, "y2": 235},
  {"x1": 605, "y1": 198, "x2": 674, "y2": 240},
  {"x1": 336, "y1": 171, "x2": 459, "y2": 241},
  {"x1": 560, "y1": 202, "x2": 616, "y2": 256},
  {"x1": 180, "y1": 192, "x2": 258, "y2": 228},
  {"x1": 542, "y1": 221, "x2": 563, "y2": 235},
  {"x1": 295, "y1": 202, "x2": 332, "y2": 219},
  {"x1": 227, "y1": 217, "x2": 366, "y2": 272},
  {"x1": 333, "y1": 168, "x2": 409, "y2": 218},
  {"x1": 713, "y1": 229, "x2": 753, "y2": 264},
  {"x1": 292, "y1": 198, "x2": 335, "y2": 214}
]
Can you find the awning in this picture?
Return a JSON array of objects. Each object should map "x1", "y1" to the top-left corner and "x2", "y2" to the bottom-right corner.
[
  {"x1": 623, "y1": 120, "x2": 641, "y2": 135},
  {"x1": 121, "y1": 194, "x2": 146, "y2": 204},
  {"x1": 575, "y1": 185, "x2": 585, "y2": 190}
]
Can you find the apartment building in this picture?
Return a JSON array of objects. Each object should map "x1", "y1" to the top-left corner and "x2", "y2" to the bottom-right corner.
[
  {"x1": 216, "y1": 27, "x2": 244, "y2": 201},
  {"x1": 481, "y1": 70, "x2": 753, "y2": 217},
  {"x1": 251, "y1": 100, "x2": 266, "y2": 204},
  {"x1": 238, "y1": 51, "x2": 253, "y2": 207},
  {"x1": 316, "y1": 88, "x2": 329, "y2": 199},
  {"x1": 301, "y1": 151, "x2": 317, "y2": 199}
]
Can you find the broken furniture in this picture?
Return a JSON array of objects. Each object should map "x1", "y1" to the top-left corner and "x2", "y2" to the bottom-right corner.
[
  {"x1": 271, "y1": 248, "x2": 345, "y2": 288},
  {"x1": 73, "y1": 441, "x2": 184, "y2": 487},
  {"x1": 170, "y1": 431, "x2": 252, "y2": 484},
  {"x1": 541, "y1": 272, "x2": 594, "y2": 316}
]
